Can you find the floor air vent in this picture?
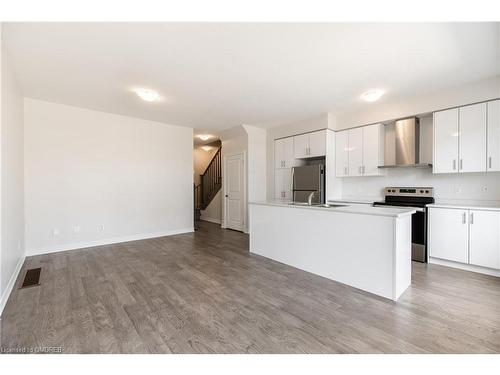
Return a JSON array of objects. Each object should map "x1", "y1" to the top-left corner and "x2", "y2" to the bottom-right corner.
[{"x1": 20, "y1": 267, "x2": 41, "y2": 289}]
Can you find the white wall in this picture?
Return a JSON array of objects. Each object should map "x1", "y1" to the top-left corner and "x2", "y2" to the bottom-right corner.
[
  {"x1": 200, "y1": 190, "x2": 222, "y2": 224},
  {"x1": 244, "y1": 125, "x2": 267, "y2": 202},
  {"x1": 24, "y1": 98, "x2": 193, "y2": 255},
  {"x1": 1, "y1": 25, "x2": 25, "y2": 314}
]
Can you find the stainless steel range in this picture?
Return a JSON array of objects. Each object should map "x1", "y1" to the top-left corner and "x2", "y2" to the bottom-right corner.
[{"x1": 373, "y1": 187, "x2": 435, "y2": 262}]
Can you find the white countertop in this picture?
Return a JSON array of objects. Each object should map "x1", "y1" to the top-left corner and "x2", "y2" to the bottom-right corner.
[
  {"x1": 427, "y1": 201, "x2": 500, "y2": 211},
  {"x1": 250, "y1": 200, "x2": 416, "y2": 218}
]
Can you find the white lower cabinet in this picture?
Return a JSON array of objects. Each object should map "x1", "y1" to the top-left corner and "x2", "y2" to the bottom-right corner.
[
  {"x1": 274, "y1": 168, "x2": 292, "y2": 200},
  {"x1": 469, "y1": 210, "x2": 500, "y2": 269},
  {"x1": 429, "y1": 207, "x2": 500, "y2": 271},
  {"x1": 429, "y1": 207, "x2": 469, "y2": 263}
]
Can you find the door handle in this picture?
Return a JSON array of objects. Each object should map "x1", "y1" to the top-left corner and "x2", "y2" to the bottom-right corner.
[
  {"x1": 225, "y1": 194, "x2": 228, "y2": 198},
  {"x1": 489, "y1": 156, "x2": 492, "y2": 169}
]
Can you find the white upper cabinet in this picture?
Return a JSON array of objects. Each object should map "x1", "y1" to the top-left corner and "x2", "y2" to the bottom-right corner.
[
  {"x1": 308, "y1": 130, "x2": 326, "y2": 157},
  {"x1": 433, "y1": 103, "x2": 489, "y2": 174},
  {"x1": 293, "y1": 133, "x2": 310, "y2": 159},
  {"x1": 335, "y1": 124, "x2": 384, "y2": 177},
  {"x1": 469, "y1": 210, "x2": 500, "y2": 269},
  {"x1": 274, "y1": 137, "x2": 295, "y2": 169},
  {"x1": 433, "y1": 108, "x2": 459, "y2": 173},
  {"x1": 362, "y1": 124, "x2": 384, "y2": 176},
  {"x1": 458, "y1": 103, "x2": 487, "y2": 173},
  {"x1": 487, "y1": 99, "x2": 500, "y2": 172},
  {"x1": 348, "y1": 128, "x2": 363, "y2": 176},
  {"x1": 293, "y1": 130, "x2": 326, "y2": 159},
  {"x1": 335, "y1": 130, "x2": 349, "y2": 177}
]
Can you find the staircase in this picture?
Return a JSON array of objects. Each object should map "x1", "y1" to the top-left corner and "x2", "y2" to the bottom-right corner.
[{"x1": 194, "y1": 147, "x2": 222, "y2": 229}]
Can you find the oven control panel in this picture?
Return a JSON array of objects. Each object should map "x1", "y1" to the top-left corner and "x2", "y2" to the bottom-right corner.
[{"x1": 384, "y1": 187, "x2": 434, "y2": 197}]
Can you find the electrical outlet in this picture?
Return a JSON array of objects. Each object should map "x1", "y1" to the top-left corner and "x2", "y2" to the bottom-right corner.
[
  {"x1": 53, "y1": 229, "x2": 60, "y2": 236},
  {"x1": 74, "y1": 225, "x2": 81, "y2": 233},
  {"x1": 98, "y1": 225, "x2": 105, "y2": 231}
]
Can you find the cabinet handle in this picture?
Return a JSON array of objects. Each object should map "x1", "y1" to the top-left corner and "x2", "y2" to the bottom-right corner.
[
  {"x1": 344, "y1": 167, "x2": 348, "y2": 175},
  {"x1": 453, "y1": 159, "x2": 456, "y2": 170},
  {"x1": 459, "y1": 159, "x2": 463, "y2": 170},
  {"x1": 489, "y1": 156, "x2": 492, "y2": 169},
  {"x1": 470, "y1": 212, "x2": 474, "y2": 224},
  {"x1": 358, "y1": 166, "x2": 362, "y2": 174},
  {"x1": 362, "y1": 166, "x2": 365, "y2": 174},
  {"x1": 462, "y1": 212, "x2": 466, "y2": 224}
]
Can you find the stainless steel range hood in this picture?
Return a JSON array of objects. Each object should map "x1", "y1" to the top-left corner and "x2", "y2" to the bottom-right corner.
[{"x1": 379, "y1": 117, "x2": 432, "y2": 169}]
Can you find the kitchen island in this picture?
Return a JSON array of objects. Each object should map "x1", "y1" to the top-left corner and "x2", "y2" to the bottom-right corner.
[{"x1": 249, "y1": 201, "x2": 416, "y2": 301}]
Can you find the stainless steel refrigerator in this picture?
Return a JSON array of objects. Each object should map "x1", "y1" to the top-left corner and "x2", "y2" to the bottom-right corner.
[{"x1": 292, "y1": 164, "x2": 325, "y2": 204}]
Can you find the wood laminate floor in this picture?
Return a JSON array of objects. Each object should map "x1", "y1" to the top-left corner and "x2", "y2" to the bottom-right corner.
[{"x1": 1, "y1": 221, "x2": 500, "y2": 354}]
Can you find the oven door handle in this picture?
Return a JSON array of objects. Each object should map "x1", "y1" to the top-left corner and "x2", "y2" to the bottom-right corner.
[{"x1": 373, "y1": 204, "x2": 425, "y2": 212}]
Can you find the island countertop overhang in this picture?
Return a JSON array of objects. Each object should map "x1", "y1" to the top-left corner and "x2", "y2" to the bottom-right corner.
[{"x1": 249, "y1": 200, "x2": 416, "y2": 218}]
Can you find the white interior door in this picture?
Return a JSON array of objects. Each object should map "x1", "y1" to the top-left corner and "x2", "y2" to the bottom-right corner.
[
  {"x1": 348, "y1": 128, "x2": 363, "y2": 176},
  {"x1": 224, "y1": 153, "x2": 245, "y2": 231},
  {"x1": 433, "y1": 108, "x2": 459, "y2": 173},
  {"x1": 487, "y1": 100, "x2": 500, "y2": 172},
  {"x1": 459, "y1": 103, "x2": 487, "y2": 173},
  {"x1": 469, "y1": 210, "x2": 500, "y2": 269}
]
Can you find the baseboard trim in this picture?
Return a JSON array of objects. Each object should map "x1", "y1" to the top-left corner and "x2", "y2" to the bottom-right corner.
[
  {"x1": 0, "y1": 253, "x2": 26, "y2": 317},
  {"x1": 429, "y1": 257, "x2": 500, "y2": 277},
  {"x1": 200, "y1": 216, "x2": 222, "y2": 224},
  {"x1": 26, "y1": 227, "x2": 194, "y2": 257}
]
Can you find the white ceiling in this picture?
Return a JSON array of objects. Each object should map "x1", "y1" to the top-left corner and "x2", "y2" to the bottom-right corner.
[{"x1": 4, "y1": 22, "x2": 499, "y2": 132}]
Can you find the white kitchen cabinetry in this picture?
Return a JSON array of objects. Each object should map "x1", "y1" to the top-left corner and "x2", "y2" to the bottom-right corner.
[
  {"x1": 429, "y1": 207, "x2": 500, "y2": 271},
  {"x1": 362, "y1": 124, "x2": 385, "y2": 176},
  {"x1": 429, "y1": 207, "x2": 469, "y2": 263},
  {"x1": 458, "y1": 103, "x2": 487, "y2": 173},
  {"x1": 433, "y1": 108, "x2": 459, "y2": 173},
  {"x1": 487, "y1": 99, "x2": 500, "y2": 172},
  {"x1": 335, "y1": 130, "x2": 349, "y2": 177},
  {"x1": 469, "y1": 210, "x2": 500, "y2": 269},
  {"x1": 335, "y1": 124, "x2": 384, "y2": 177},
  {"x1": 348, "y1": 127, "x2": 363, "y2": 176},
  {"x1": 274, "y1": 137, "x2": 295, "y2": 169},
  {"x1": 433, "y1": 103, "x2": 487, "y2": 174},
  {"x1": 274, "y1": 168, "x2": 292, "y2": 200},
  {"x1": 293, "y1": 130, "x2": 326, "y2": 159}
]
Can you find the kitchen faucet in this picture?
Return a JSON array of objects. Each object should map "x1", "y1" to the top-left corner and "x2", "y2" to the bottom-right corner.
[{"x1": 307, "y1": 191, "x2": 316, "y2": 206}]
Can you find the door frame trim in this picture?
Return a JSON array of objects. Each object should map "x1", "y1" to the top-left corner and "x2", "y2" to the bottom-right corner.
[{"x1": 222, "y1": 151, "x2": 247, "y2": 232}]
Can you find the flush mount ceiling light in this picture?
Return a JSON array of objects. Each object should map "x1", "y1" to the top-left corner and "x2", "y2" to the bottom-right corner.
[
  {"x1": 197, "y1": 134, "x2": 213, "y2": 141},
  {"x1": 361, "y1": 89, "x2": 385, "y2": 103},
  {"x1": 201, "y1": 146, "x2": 213, "y2": 152},
  {"x1": 135, "y1": 89, "x2": 160, "y2": 102}
]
